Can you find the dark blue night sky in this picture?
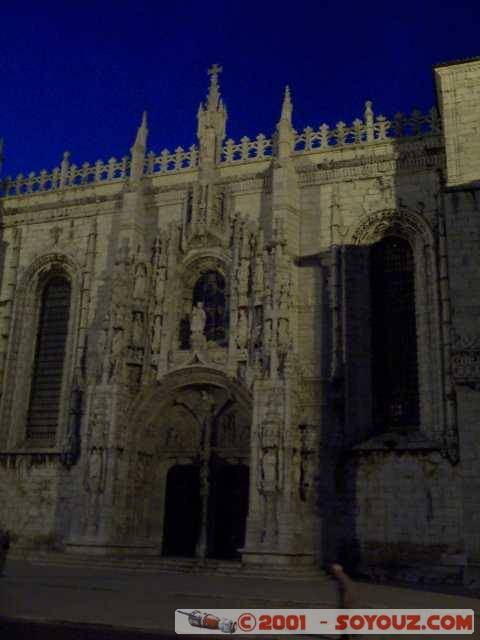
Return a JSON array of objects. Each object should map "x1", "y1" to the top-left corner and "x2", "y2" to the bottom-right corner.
[{"x1": 1, "y1": 1, "x2": 479, "y2": 178}]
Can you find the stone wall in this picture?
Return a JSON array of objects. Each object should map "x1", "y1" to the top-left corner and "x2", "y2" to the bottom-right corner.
[
  {"x1": 0, "y1": 63, "x2": 478, "y2": 577},
  {"x1": 435, "y1": 58, "x2": 480, "y2": 186},
  {"x1": 0, "y1": 454, "x2": 73, "y2": 547},
  {"x1": 354, "y1": 452, "x2": 463, "y2": 565}
]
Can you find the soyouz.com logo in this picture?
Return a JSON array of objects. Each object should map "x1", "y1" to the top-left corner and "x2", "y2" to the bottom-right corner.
[{"x1": 175, "y1": 608, "x2": 475, "y2": 634}]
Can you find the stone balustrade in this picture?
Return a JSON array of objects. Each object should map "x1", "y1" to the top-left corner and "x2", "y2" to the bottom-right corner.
[
  {"x1": 144, "y1": 145, "x2": 198, "y2": 174},
  {"x1": 294, "y1": 102, "x2": 441, "y2": 152},
  {"x1": 220, "y1": 134, "x2": 273, "y2": 164},
  {"x1": 0, "y1": 103, "x2": 441, "y2": 198}
]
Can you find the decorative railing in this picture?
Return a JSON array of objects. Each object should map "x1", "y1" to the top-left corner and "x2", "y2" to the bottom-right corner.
[
  {"x1": 144, "y1": 145, "x2": 198, "y2": 174},
  {"x1": 294, "y1": 102, "x2": 441, "y2": 152},
  {"x1": 1, "y1": 102, "x2": 441, "y2": 198},
  {"x1": 220, "y1": 134, "x2": 273, "y2": 164},
  {"x1": 1, "y1": 152, "x2": 131, "y2": 197}
]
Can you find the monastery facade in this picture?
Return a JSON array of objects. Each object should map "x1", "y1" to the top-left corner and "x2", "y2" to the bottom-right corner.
[{"x1": 0, "y1": 59, "x2": 479, "y2": 580}]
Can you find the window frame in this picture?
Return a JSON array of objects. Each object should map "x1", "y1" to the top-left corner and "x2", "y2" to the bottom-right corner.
[
  {"x1": 350, "y1": 209, "x2": 445, "y2": 441},
  {"x1": 1, "y1": 255, "x2": 81, "y2": 451},
  {"x1": 25, "y1": 274, "x2": 73, "y2": 446}
]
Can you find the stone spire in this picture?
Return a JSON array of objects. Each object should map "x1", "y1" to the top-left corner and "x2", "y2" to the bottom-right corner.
[
  {"x1": 280, "y1": 85, "x2": 292, "y2": 124},
  {"x1": 197, "y1": 64, "x2": 227, "y2": 165},
  {"x1": 130, "y1": 111, "x2": 148, "y2": 182},
  {"x1": 275, "y1": 86, "x2": 295, "y2": 160}
]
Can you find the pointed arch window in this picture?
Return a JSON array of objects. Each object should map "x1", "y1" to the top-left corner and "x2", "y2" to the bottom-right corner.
[
  {"x1": 26, "y1": 275, "x2": 71, "y2": 445},
  {"x1": 370, "y1": 236, "x2": 419, "y2": 430}
]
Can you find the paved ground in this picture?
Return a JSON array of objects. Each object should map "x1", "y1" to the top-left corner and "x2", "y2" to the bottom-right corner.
[{"x1": 0, "y1": 559, "x2": 479, "y2": 638}]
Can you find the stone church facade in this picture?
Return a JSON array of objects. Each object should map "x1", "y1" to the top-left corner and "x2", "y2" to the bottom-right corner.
[{"x1": 0, "y1": 59, "x2": 479, "y2": 577}]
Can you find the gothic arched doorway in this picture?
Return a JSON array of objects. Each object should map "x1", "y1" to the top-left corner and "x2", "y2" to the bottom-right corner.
[
  {"x1": 134, "y1": 376, "x2": 251, "y2": 560},
  {"x1": 162, "y1": 464, "x2": 201, "y2": 557}
]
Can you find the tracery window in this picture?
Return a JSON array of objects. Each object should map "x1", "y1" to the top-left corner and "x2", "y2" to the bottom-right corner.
[
  {"x1": 370, "y1": 236, "x2": 419, "y2": 430},
  {"x1": 26, "y1": 275, "x2": 71, "y2": 445},
  {"x1": 192, "y1": 271, "x2": 227, "y2": 345}
]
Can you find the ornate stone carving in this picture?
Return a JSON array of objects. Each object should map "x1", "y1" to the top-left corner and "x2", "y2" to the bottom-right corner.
[
  {"x1": 351, "y1": 207, "x2": 432, "y2": 245},
  {"x1": 155, "y1": 267, "x2": 166, "y2": 307},
  {"x1": 61, "y1": 375, "x2": 83, "y2": 468},
  {"x1": 109, "y1": 328, "x2": 125, "y2": 381},
  {"x1": 83, "y1": 408, "x2": 108, "y2": 536},
  {"x1": 236, "y1": 307, "x2": 248, "y2": 350},
  {"x1": 190, "y1": 301, "x2": 207, "y2": 349},
  {"x1": 257, "y1": 395, "x2": 284, "y2": 544},
  {"x1": 84, "y1": 447, "x2": 106, "y2": 495},
  {"x1": 133, "y1": 263, "x2": 147, "y2": 301}
]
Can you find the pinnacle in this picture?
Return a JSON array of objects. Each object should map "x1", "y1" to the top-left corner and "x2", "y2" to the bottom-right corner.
[
  {"x1": 206, "y1": 63, "x2": 223, "y2": 111},
  {"x1": 133, "y1": 110, "x2": 148, "y2": 149},
  {"x1": 280, "y1": 85, "x2": 293, "y2": 124}
]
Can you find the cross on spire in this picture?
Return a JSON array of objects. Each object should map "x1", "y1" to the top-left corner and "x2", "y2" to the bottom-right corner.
[
  {"x1": 206, "y1": 63, "x2": 223, "y2": 110},
  {"x1": 208, "y1": 63, "x2": 223, "y2": 78}
]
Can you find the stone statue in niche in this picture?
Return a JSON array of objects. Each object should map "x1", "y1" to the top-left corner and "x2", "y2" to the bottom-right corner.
[
  {"x1": 84, "y1": 447, "x2": 105, "y2": 495},
  {"x1": 191, "y1": 301, "x2": 207, "y2": 334},
  {"x1": 133, "y1": 263, "x2": 147, "y2": 300},
  {"x1": 300, "y1": 452, "x2": 318, "y2": 505},
  {"x1": 112, "y1": 302, "x2": 124, "y2": 329},
  {"x1": 236, "y1": 308, "x2": 248, "y2": 350},
  {"x1": 257, "y1": 398, "x2": 283, "y2": 543},
  {"x1": 278, "y1": 279, "x2": 290, "y2": 311},
  {"x1": 260, "y1": 447, "x2": 279, "y2": 494},
  {"x1": 190, "y1": 270, "x2": 227, "y2": 346},
  {"x1": 190, "y1": 302, "x2": 207, "y2": 349},
  {"x1": 83, "y1": 444, "x2": 106, "y2": 537},
  {"x1": 253, "y1": 321, "x2": 262, "y2": 350},
  {"x1": 61, "y1": 377, "x2": 83, "y2": 468},
  {"x1": 109, "y1": 328, "x2": 125, "y2": 381}
]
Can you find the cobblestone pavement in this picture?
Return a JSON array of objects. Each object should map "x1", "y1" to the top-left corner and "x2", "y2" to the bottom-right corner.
[{"x1": 0, "y1": 559, "x2": 479, "y2": 638}]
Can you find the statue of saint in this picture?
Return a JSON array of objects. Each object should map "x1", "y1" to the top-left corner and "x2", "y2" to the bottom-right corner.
[
  {"x1": 236, "y1": 308, "x2": 248, "y2": 349},
  {"x1": 191, "y1": 302, "x2": 206, "y2": 335},
  {"x1": 133, "y1": 263, "x2": 147, "y2": 300},
  {"x1": 84, "y1": 447, "x2": 105, "y2": 495}
]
